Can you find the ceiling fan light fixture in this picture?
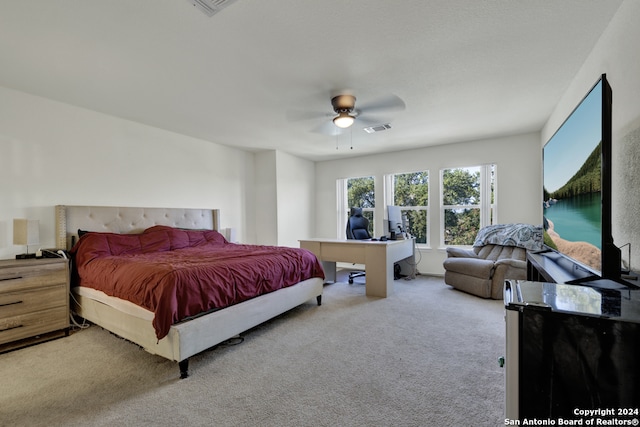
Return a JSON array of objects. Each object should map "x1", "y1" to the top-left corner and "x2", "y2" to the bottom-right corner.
[{"x1": 333, "y1": 112, "x2": 355, "y2": 128}]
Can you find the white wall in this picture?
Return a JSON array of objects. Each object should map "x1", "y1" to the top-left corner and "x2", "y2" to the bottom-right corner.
[
  {"x1": 254, "y1": 150, "x2": 315, "y2": 247},
  {"x1": 542, "y1": 0, "x2": 640, "y2": 272},
  {"x1": 315, "y1": 132, "x2": 541, "y2": 275},
  {"x1": 0, "y1": 86, "x2": 255, "y2": 259},
  {"x1": 275, "y1": 150, "x2": 315, "y2": 248},
  {"x1": 254, "y1": 151, "x2": 278, "y2": 245}
]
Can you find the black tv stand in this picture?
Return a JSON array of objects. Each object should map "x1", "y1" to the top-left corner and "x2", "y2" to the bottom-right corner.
[
  {"x1": 527, "y1": 251, "x2": 640, "y2": 289},
  {"x1": 527, "y1": 251, "x2": 590, "y2": 283},
  {"x1": 529, "y1": 248, "x2": 553, "y2": 255}
]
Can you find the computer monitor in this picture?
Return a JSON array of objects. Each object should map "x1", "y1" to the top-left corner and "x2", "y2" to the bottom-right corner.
[{"x1": 387, "y1": 205, "x2": 405, "y2": 238}]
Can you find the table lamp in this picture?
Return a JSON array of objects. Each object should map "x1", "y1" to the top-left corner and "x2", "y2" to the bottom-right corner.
[{"x1": 13, "y1": 218, "x2": 40, "y2": 259}]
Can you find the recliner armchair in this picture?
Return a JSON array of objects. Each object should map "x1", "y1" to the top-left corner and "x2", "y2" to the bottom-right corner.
[
  {"x1": 346, "y1": 207, "x2": 371, "y2": 284},
  {"x1": 442, "y1": 223, "x2": 543, "y2": 299}
]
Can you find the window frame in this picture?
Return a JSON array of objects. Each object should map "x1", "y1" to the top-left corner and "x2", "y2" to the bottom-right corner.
[
  {"x1": 384, "y1": 170, "x2": 430, "y2": 247},
  {"x1": 439, "y1": 164, "x2": 496, "y2": 247},
  {"x1": 337, "y1": 175, "x2": 376, "y2": 238}
]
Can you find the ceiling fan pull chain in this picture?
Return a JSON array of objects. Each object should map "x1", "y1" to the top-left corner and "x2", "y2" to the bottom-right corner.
[{"x1": 350, "y1": 128, "x2": 353, "y2": 150}]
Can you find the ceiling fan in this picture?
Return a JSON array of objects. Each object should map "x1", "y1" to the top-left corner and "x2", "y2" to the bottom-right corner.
[
  {"x1": 331, "y1": 94, "x2": 359, "y2": 128},
  {"x1": 289, "y1": 92, "x2": 406, "y2": 136}
]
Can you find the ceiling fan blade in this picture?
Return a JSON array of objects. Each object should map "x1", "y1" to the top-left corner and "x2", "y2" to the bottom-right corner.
[
  {"x1": 355, "y1": 115, "x2": 387, "y2": 127},
  {"x1": 286, "y1": 109, "x2": 332, "y2": 122},
  {"x1": 358, "y1": 94, "x2": 405, "y2": 114},
  {"x1": 311, "y1": 119, "x2": 347, "y2": 136}
]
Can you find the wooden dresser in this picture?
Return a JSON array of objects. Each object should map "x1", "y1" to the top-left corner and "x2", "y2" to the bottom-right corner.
[{"x1": 0, "y1": 257, "x2": 70, "y2": 352}]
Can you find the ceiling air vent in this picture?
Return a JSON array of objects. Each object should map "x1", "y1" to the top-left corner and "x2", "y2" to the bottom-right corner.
[
  {"x1": 363, "y1": 123, "x2": 392, "y2": 134},
  {"x1": 186, "y1": 0, "x2": 238, "y2": 17}
]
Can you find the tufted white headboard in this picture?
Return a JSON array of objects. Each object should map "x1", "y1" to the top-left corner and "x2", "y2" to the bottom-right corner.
[{"x1": 55, "y1": 205, "x2": 220, "y2": 250}]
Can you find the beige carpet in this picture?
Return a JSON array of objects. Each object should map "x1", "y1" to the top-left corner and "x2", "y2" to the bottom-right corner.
[{"x1": 0, "y1": 272, "x2": 506, "y2": 427}]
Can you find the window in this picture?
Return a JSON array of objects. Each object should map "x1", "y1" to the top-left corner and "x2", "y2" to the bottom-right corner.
[
  {"x1": 385, "y1": 171, "x2": 429, "y2": 245},
  {"x1": 441, "y1": 164, "x2": 496, "y2": 246},
  {"x1": 337, "y1": 176, "x2": 375, "y2": 238}
]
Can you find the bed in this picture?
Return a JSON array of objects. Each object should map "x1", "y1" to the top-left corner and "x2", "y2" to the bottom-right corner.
[{"x1": 55, "y1": 205, "x2": 324, "y2": 378}]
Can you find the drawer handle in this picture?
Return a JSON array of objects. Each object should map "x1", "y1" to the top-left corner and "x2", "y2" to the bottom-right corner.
[
  {"x1": 0, "y1": 324, "x2": 24, "y2": 332},
  {"x1": 0, "y1": 276, "x2": 23, "y2": 282},
  {"x1": 0, "y1": 300, "x2": 23, "y2": 308}
]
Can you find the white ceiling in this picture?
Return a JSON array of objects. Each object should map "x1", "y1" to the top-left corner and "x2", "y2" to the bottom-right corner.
[{"x1": 0, "y1": 1, "x2": 624, "y2": 161}]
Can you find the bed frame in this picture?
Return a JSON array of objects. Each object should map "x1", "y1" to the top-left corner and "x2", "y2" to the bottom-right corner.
[{"x1": 55, "y1": 205, "x2": 323, "y2": 378}]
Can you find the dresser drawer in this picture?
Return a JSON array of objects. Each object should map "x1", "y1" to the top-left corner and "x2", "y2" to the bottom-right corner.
[
  {"x1": 0, "y1": 306, "x2": 68, "y2": 345},
  {"x1": 0, "y1": 284, "x2": 67, "y2": 318},
  {"x1": 0, "y1": 263, "x2": 67, "y2": 294},
  {"x1": 0, "y1": 258, "x2": 69, "y2": 350}
]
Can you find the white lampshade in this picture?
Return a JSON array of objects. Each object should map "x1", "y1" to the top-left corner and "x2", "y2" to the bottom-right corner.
[
  {"x1": 13, "y1": 219, "x2": 40, "y2": 246},
  {"x1": 333, "y1": 112, "x2": 355, "y2": 129}
]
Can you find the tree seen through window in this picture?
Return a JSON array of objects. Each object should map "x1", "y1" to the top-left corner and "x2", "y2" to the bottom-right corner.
[
  {"x1": 442, "y1": 165, "x2": 495, "y2": 246},
  {"x1": 392, "y1": 171, "x2": 428, "y2": 244},
  {"x1": 347, "y1": 176, "x2": 375, "y2": 236}
]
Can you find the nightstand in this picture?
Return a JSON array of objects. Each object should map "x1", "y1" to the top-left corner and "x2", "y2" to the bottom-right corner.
[{"x1": 0, "y1": 257, "x2": 70, "y2": 352}]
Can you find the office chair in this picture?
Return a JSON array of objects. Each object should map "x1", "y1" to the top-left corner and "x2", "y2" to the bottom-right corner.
[{"x1": 346, "y1": 207, "x2": 371, "y2": 284}]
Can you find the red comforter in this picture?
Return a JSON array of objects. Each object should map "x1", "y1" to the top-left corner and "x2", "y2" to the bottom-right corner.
[{"x1": 70, "y1": 225, "x2": 324, "y2": 340}]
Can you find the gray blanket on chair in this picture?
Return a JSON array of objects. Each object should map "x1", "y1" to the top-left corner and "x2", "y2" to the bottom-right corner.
[{"x1": 473, "y1": 223, "x2": 543, "y2": 251}]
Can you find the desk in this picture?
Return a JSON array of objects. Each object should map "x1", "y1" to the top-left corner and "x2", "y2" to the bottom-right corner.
[{"x1": 299, "y1": 238, "x2": 414, "y2": 297}]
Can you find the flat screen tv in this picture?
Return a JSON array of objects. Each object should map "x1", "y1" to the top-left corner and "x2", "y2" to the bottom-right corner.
[{"x1": 542, "y1": 73, "x2": 621, "y2": 282}]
